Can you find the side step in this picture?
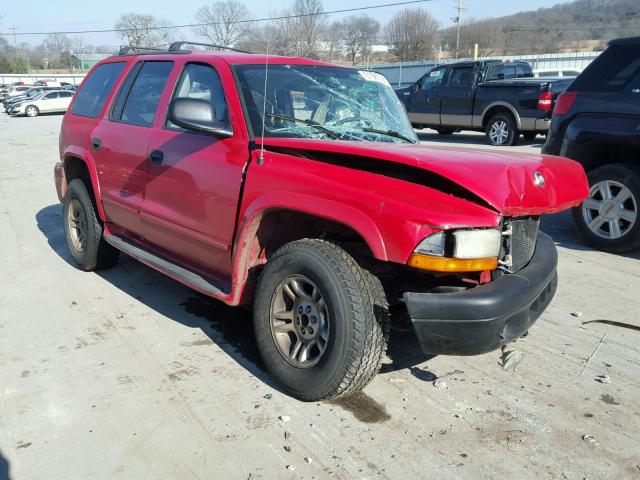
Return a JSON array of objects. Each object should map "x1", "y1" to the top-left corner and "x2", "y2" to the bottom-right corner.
[{"x1": 104, "y1": 234, "x2": 225, "y2": 297}]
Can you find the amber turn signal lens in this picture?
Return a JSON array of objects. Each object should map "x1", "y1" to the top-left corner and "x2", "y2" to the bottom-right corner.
[{"x1": 407, "y1": 253, "x2": 498, "y2": 272}]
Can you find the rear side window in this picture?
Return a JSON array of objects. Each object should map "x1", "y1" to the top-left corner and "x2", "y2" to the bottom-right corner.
[
  {"x1": 571, "y1": 45, "x2": 640, "y2": 92},
  {"x1": 118, "y1": 61, "x2": 173, "y2": 127},
  {"x1": 516, "y1": 64, "x2": 532, "y2": 78},
  {"x1": 72, "y1": 62, "x2": 125, "y2": 118},
  {"x1": 447, "y1": 66, "x2": 474, "y2": 86}
]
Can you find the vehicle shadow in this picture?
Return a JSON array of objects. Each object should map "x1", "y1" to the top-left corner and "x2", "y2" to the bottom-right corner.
[
  {"x1": 35, "y1": 204, "x2": 434, "y2": 394},
  {"x1": 0, "y1": 449, "x2": 10, "y2": 480},
  {"x1": 541, "y1": 210, "x2": 640, "y2": 260},
  {"x1": 416, "y1": 129, "x2": 544, "y2": 149}
]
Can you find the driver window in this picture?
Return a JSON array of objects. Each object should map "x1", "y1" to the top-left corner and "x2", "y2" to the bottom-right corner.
[
  {"x1": 167, "y1": 63, "x2": 229, "y2": 129},
  {"x1": 420, "y1": 68, "x2": 446, "y2": 89}
]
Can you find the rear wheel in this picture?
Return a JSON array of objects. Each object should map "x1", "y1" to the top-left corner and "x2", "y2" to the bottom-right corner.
[
  {"x1": 63, "y1": 179, "x2": 120, "y2": 271},
  {"x1": 572, "y1": 164, "x2": 640, "y2": 252},
  {"x1": 25, "y1": 105, "x2": 39, "y2": 117},
  {"x1": 486, "y1": 112, "x2": 518, "y2": 146},
  {"x1": 253, "y1": 239, "x2": 389, "y2": 401}
]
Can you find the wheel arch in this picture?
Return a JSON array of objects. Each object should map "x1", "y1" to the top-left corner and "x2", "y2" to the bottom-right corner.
[
  {"x1": 481, "y1": 102, "x2": 522, "y2": 130},
  {"x1": 62, "y1": 148, "x2": 106, "y2": 221}
]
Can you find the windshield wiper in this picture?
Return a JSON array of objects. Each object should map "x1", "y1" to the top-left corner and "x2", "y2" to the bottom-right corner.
[
  {"x1": 362, "y1": 127, "x2": 417, "y2": 144},
  {"x1": 265, "y1": 113, "x2": 341, "y2": 139}
]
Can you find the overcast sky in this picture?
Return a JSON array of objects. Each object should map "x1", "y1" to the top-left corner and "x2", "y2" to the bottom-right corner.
[{"x1": 1, "y1": 0, "x2": 574, "y2": 47}]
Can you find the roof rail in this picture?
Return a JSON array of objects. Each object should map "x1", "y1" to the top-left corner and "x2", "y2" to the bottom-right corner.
[
  {"x1": 117, "y1": 45, "x2": 166, "y2": 56},
  {"x1": 168, "y1": 41, "x2": 254, "y2": 54}
]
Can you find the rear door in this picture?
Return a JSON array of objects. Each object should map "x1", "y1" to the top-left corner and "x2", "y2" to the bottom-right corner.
[
  {"x1": 407, "y1": 66, "x2": 447, "y2": 125},
  {"x1": 440, "y1": 64, "x2": 476, "y2": 127},
  {"x1": 92, "y1": 60, "x2": 174, "y2": 238},
  {"x1": 142, "y1": 60, "x2": 248, "y2": 279}
]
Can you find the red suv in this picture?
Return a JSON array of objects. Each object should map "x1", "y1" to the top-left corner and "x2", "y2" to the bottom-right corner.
[{"x1": 55, "y1": 43, "x2": 588, "y2": 401}]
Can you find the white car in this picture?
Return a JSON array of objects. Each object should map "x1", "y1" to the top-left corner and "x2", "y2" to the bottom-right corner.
[
  {"x1": 532, "y1": 68, "x2": 581, "y2": 78},
  {"x1": 11, "y1": 90, "x2": 75, "y2": 117}
]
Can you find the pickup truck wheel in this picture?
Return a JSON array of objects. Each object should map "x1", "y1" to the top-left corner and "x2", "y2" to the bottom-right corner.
[
  {"x1": 253, "y1": 239, "x2": 389, "y2": 401},
  {"x1": 573, "y1": 164, "x2": 640, "y2": 252},
  {"x1": 63, "y1": 179, "x2": 120, "y2": 271},
  {"x1": 486, "y1": 113, "x2": 518, "y2": 146}
]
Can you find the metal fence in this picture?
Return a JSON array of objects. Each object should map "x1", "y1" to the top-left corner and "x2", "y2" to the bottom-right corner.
[
  {"x1": 366, "y1": 51, "x2": 603, "y2": 87},
  {"x1": 0, "y1": 73, "x2": 86, "y2": 85}
]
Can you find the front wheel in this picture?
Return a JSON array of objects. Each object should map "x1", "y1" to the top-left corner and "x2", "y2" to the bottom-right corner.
[
  {"x1": 573, "y1": 164, "x2": 640, "y2": 252},
  {"x1": 253, "y1": 239, "x2": 389, "y2": 401},
  {"x1": 25, "y1": 105, "x2": 39, "y2": 117},
  {"x1": 486, "y1": 112, "x2": 518, "y2": 146}
]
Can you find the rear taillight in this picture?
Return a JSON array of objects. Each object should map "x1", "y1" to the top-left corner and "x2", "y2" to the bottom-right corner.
[
  {"x1": 553, "y1": 91, "x2": 578, "y2": 116},
  {"x1": 537, "y1": 91, "x2": 553, "y2": 111}
]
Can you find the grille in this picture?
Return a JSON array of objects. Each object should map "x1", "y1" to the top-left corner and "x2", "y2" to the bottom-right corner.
[{"x1": 501, "y1": 217, "x2": 540, "y2": 272}]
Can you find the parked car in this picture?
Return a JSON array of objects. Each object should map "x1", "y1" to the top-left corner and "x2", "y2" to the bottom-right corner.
[
  {"x1": 35, "y1": 80, "x2": 62, "y2": 87},
  {"x1": 543, "y1": 37, "x2": 640, "y2": 252},
  {"x1": 397, "y1": 60, "x2": 573, "y2": 146},
  {"x1": 3, "y1": 86, "x2": 60, "y2": 109},
  {"x1": 10, "y1": 90, "x2": 74, "y2": 117},
  {"x1": 54, "y1": 45, "x2": 588, "y2": 401},
  {"x1": 533, "y1": 68, "x2": 581, "y2": 78},
  {"x1": 0, "y1": 85, "x2": 33, "y2": 102}
]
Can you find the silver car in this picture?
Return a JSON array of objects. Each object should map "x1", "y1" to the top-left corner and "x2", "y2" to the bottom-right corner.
[{"x1": 12, "y1": 90, "x2": 75, "y2": 117}]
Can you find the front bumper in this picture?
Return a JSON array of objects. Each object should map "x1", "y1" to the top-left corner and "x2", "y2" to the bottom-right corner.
[{"x1": 403, "y1": 232, "x2": 557, "y2": 355}]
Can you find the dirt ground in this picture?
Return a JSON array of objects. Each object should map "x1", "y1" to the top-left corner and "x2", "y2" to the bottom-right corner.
[{"x1": 1, "y1": 115, "x2": 639, "y2": 480}]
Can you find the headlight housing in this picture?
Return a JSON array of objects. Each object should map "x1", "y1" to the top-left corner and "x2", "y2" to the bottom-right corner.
[{"x1": 408, "y1": 229, "x2": 501, "y2": 273}]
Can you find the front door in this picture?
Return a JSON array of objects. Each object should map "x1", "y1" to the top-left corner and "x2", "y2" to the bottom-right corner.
[
  {"x1": 440, "y1": 65, "x2": 476, "y2": 127},
  {"x1": 142, "y1": 61, "x2": 248, "y2": 280},
  {"x1": 407, "y1": 66, "x2": 447, "y2": 126},
  {"x1": 94, "y1": 60, "x2": 174, "y2": 239}
]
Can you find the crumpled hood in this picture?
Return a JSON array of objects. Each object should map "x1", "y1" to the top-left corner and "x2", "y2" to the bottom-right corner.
[{"x1": 260, "y1": 138, "x2": 589, "y2": 217}]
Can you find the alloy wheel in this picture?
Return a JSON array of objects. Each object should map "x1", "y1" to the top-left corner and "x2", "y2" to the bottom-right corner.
[
  {"x1": 67, "y1": 198, "x2": 88, "y2": 252},
  {"x1": 582, "y1": 179, "x2": 638, "y2": 240},
  {"x1": 489, "y1": 120, "x2": 509, "y2": 145},
  {"x1": 269, "y1": 275, "x2": 330, "y2": 368}
]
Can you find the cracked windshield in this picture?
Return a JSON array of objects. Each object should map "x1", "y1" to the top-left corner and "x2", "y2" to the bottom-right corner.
[{"x1": 235, "y1": 64, "x2": 418, "y2": 144}]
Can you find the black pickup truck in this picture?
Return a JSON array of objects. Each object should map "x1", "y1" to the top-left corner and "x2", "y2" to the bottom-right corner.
[
  {"x1": 397, "y1": 60, "x2": 573, "y2": 146},
  {"x1": 543, "y1": 37, "x2": 640, "y2": 252}
]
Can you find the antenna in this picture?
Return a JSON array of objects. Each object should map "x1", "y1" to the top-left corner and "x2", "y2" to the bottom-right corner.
[{"x1": 259, "y1": 0, "x2": 273, "y2": 164}]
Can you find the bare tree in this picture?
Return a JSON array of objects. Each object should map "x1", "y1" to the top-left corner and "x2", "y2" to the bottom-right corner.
[
  {"x1": 42, "y1": 33, "x2": 72, "y2": 68},
  {"x1": 385, "y1": 8, "x2": 440, "y2": 62},
  {"x1": 115, "y1": 13, "x2": 174, "y2": 49},
  {"x1": 194, "y1": 1, "x2": 252, "y2": 47},
  {"x1": 341, "y1": 15, "x2": 380, "y2": 65},
  {"x1": 322, "y1": 20, "x2": 345, "y2": 61},
  {"x1": 277, "y1": 0, "x2": 327, "y2": 58}
]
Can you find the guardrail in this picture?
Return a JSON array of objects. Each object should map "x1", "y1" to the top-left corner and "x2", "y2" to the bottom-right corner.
[
  {"x1": 364, "y1": 51, "x2": 603, "y2": 87},
  {"x1": 0, "y1": 73, "x2": 86, "y2": 85}
]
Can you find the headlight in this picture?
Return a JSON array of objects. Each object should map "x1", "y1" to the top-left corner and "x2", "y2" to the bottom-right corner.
[{"x1": 408, "y1": 229, "x2": 501, "y2": 273}]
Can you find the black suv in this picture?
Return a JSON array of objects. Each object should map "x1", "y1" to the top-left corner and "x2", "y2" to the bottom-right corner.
[{"x1": 543, "y1": 37, "x2": 640, "y2": 252}]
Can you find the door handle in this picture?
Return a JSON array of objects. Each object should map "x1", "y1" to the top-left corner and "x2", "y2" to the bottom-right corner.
[
  {"x1": 91, "y1": 137, "x2": 102, "y2": 150},
  {"x1": 149, "y1": 150, "x2": 164, "y2": 165}
]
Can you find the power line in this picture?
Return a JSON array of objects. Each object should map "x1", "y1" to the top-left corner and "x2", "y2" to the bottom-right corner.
[
  {"x1": 504, "y1": 25, "x2": 640, "y2": 33},
  {"x1": 0, "y1": 0, "x2": 435, "y2": 37}
]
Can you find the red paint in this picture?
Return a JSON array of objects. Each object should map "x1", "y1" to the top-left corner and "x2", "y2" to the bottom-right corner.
[{"x1": 58, "y1": 51, "x2": 589, "y2": 306}]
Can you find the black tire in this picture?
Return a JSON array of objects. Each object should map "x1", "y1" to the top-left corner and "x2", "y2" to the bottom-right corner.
[
  {"x1": 522, "y1": 132, "x2": 537, "y2": 141},
  {"x1": 485, "y1": 112, "x2": 518, "y2": 146},
  {"x1": 63, "y1": 179, "x2": 120, "y2": 271},
  {"x1": 253, "y1": 239, "x2": 389, "y2": 401},
  {"x1": 436, "y1": 128, "x2": 455, "y2": 135},
  {"x1": 572, "y1": 164, "x2": 640, "y2": 252}
]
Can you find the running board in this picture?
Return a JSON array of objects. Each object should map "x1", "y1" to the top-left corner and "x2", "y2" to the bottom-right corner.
[{"x1": 104, "y1": 234, "x2": 225, "y2": 297}]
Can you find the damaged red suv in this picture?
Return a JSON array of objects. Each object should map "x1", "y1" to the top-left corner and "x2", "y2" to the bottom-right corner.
[{"x1": 54, "y1": 43, "x2": 588, "y2": 401}]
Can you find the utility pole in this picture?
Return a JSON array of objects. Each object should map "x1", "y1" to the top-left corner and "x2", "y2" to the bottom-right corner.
[
  {"x1": 452, "y1": 0, "x2": 466, "y2": 59},
  {"x1": 10, "y1": 27, "x2": 19, "y2": 58}
]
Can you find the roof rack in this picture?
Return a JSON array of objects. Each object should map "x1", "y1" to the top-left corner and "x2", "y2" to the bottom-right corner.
[
  {"x1": 168, "y1": 41, "x2": 255, "y2": 54},
  {"x1": 117, "y1": 45, "x2": 167, "y2": 56}
]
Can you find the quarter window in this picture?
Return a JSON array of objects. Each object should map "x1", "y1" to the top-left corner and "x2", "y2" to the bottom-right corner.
[
  {"x1": 168, "y1": 63, "x2": 229, "y2": 128},
  {"x1": 118, "y1": 61, "x2": 173, "y2": 127},
  {"x1": 72, "y1": 62, "x2": 126, "y2": 118}
]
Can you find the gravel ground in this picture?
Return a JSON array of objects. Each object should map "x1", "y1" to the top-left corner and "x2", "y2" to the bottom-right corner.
[{"x1": 1, "y1": 116, "x2": 639, "y2": 480}]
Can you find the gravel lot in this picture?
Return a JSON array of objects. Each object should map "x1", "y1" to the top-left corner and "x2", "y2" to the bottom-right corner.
[{"x1": 1, "y1": 115, "x2": 639, "y2": 480}]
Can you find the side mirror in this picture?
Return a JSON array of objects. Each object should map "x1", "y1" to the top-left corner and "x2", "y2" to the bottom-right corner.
[
  {"x1": 168, "y1": 97, "x2": 232, "y2": 138},
  {"x1": 413, "y1": 83, "x2": 420, "y2": 93}
]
